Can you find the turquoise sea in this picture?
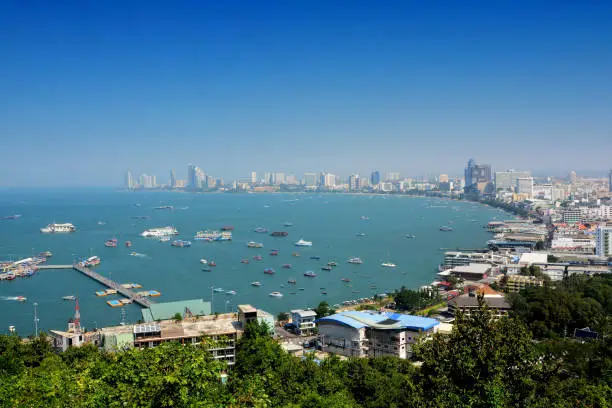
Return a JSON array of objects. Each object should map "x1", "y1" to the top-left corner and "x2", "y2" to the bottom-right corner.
[{"x1": 0, "y1": 188, "x2": 506, "y2": 335}]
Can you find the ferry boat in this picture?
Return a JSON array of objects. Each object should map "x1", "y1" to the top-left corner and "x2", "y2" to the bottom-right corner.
[
  {"x1": 264, "y1": 268, "x2": 275, "y2": 275},
  {"x1": 221, "y1": 226, "x2": 234, "y2": 231},
  {"x1": 125, "y1": 241, "x2": 132, "y2": 247},
  {"x1": 321, "y1": 266, "x2": 332, "y2": 271},
  {"x1": 171, "y1": 240, "x2": 192, "y2": 247},
  {"x1": 347, "y1": 257, "x2": 363, "y2": 264},
  {"x1": 62, "y1": 295, "x2": 76, "y2": 301},
  {"x1": 381, "y1": 262, "x2": 397, "y2": 268},
  {"x1": 439, "y1": 226, "x2": 454, "y2": 232},
  {"x1": 304, "y1": 271, "x2": 317, "y2": 277},
  {"x1": 40, "y1": 223, "x2": 76, "y2": 233},
  {"x1": 269, "y1": 291, "x2": 283, "y2": 297},
  {"x1": 282, "y1": 264, "x2": 292, "y2": 269},
  {"x1": 225, "y1": 290, "x2": 237, "y2": 295},
  {"x1": 105, "y1": 238, "x2": 118, "y2": 248},
  {"x1": 240, "y1": 259, "x2": 249, "y2": 264},
  {"x1": 253, "y1": 255, "x2": 263, "y2": 261},
  {"x1": 81, "y1": 256, "x2": 101, "y2": 267},
  {"x1": 247, "y1": 241, "x2": 264, "y2": 248},
  {"x1": 194, "y1": 230, "x2": 232, "y2": 241},
  {"x1": 140, "y1": 226, "x2": 178, "y2": 237},
  {"x1": 270, "y1": 231, "x2": 288, "y2": 237},
  {"x1": 254, "y1": 227, "x2": 268, "y2": 233},
  {"x1": 251, "y1": 281, "x2": 262, "y2": 287},
  {"x1": 294, "y1": 239, "x2": 312, "y2": 247}
]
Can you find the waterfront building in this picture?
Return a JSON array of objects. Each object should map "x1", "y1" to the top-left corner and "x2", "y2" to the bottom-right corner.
[
  {"x1": 237, "y1": 304, "x2": 275, "y2": 331},
  {"x1": 320, "y1": 172, "x2": 336, "y2": 188},
  {"x1": 206, "y1": 175, "x2": 215, "y2": 189},
  {"x1": 370, "y1": 171, "x2": 381, "y2": 186},
  {"x1": 596, "y1": 224, "x2": 612, "y2": 256},
  {"x1": 441, "y1": 251, "x2": 509, "y2": 270},
  {"x1": 303, "y1": 172, "x2": 317, "y2": 187},
  {"x1": 139, "y1": 174, "x2": 155, "y2": 189},
  {"x1": 50, "y1": 299, "x2": 86, "y2": 352},
  {"x1": 285, "y1": 174, "x2": 298, "y2": 184},
  {"x1": 317, "y1": 310, "x2": 439, "y2": 359},
  {"x1": 124, "y1": 171, "x2": 134, "y2": 190},
  {"x1": 170, "y1": 169, "x2": 177, "y2": 188},
  {"x1": 437, "y1": 263, "x2": 492, "y2": 281},
  {"x1": 187, "y1": 164, "x2": 197, "y2": 189},
  {"x1": 272, "y1": 172, "x2": 285, "y2": 185},
  {"x1": 380, "y1": 182, "x2": 394, "y2": 192},
  {"x1": 348, "y1": 174, "x2": 360, "y2": 191},
  {"x1": 290, "y1": 309, "x2": 317, "y2": 335},
  {"x1": 464, "y1": 159, "x2": 491, "y2": 194},
  {"x1": 250, "y1": 171, "x2": 257, "y2": 184},
  {"x1": 494, "y1": 170, "x2": 531, "y2": 191},
  {"x1": 515, "y1": 177, "x2": 534, "y2": 198},
  {"x1": 609, "y1": 169, "x2": 612, "y2": 192},
  {"x1": 263, "y1": 172, "x2": 272, "y2": 185},
  {"x1": 448, "y1": 292, "x2": 511, "y2": 319},
  {"x1": 140, "y1": 299, "x2": 211, "y2": 322}
]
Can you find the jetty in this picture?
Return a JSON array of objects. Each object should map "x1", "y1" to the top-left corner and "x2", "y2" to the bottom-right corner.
[{"x1": 36, "y1": 264, "x2": 154, "y2": 307}]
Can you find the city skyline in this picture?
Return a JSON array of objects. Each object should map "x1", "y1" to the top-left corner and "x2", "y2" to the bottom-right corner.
[{"x1": 1, "y1": 1, "x2": 611, "y2": 186}]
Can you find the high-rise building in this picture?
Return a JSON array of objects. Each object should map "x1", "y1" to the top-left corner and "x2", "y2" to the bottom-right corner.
[
  {"x1": 596, "y1": 225, "x2": 612, "y2": 256},
  {"x1": 439, "y1": 174, "x2": 449, "y2": 183},
  {"x1": 370, "y1": 171, "x2": 380, "y2": 186},
  {"x1": 285, "y1": 174, "x2": 297, "y2": 185},
  {"x1": 125, "y1": 171, "x2": 134, "y2": 190},
  {"x1": 139, "y1": 174, "x2": 154, "y2": 189},
  {"x1": 263, "y1": 172, "x2": 271, "y2": 185},
  {"x1": 495, "y1": 170, "x2": 531, "y2": 191},
  {"x1": 608, "y1": 169, "x2": 612, "y2": 192},
  {"x1": 386, "y1": 172, "x2": 400, "y2": 181},
  {"x1": 194, "y1": 167, "x2": 205, "y2": 189},
  {"x1": 170, "y1": 169, "x2": 177, "y2": 188},
  {"x1": 206, "y1": 175, "x2": 215, "y2": 189},
  {"x1": 464, "y1": 159, "x2": 491, "y2": 194},
  {"x1": 348, "y1": 174, "x2": 360, "y2": 191},
  {"x1": 187, "y1": 165, "x2": 197, "y2": 190},
  {"x1": 272, "y1": 172, "x2": 285, "y2": 185},
  {"x1": 569, "y1": 170, "x2": 577, "y2": 184},
  {"x1": 320, "y1": 172, "x2": 335, "y2": 188},
  {"x1": 250, "y1": 172, "x2": 257, "y2": 184},
  {"x1": 515, "y1": 177, "x2": 534, "y2": 198},
  {"x1": 303, "y1": 173, "x2": 317, "y2": 187}
]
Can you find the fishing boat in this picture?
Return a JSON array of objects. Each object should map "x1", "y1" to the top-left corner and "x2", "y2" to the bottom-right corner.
[
  {"x1": 294, "y1": 238, "x2": 312, "y2": 247},
  {"x1": 200, "y1": 259, "x2": 208, "y2": 264},
  {"x1": 240, "y1": 259, "x2": 249, "y2": 264},
  {"x1": 439, "y1": 226, "x2": 454, "y2": 232},
  {"x1": 282, "y1": 264, "x2": 292, "y2": 269},
  {"x1": 347, "y1": 257, "x2": 363, "y2": 264},
  {"x1": 247, "y1": 241, "x2": 264, "y2": 248},
  {"x1": 213, "y1": 288, "x2": 225, "y2": 293},
  {"x1": 171, "y1": 240, "x2": 192, "y2": 247},
  {"x1": 253, "y1": 255, "x2": 263, "y2": 261},
  {"x1": 226, "y1": 290, "x2": 237, "y2": 295},
  {"x1": 62, "y1": 295, "x2": 76, "y2": 301},
  {"x1": 254, "y1": 227, "x2": 268, "y2": 233},
  {"x1": 269, "y1": 291, "x2": 283, "y2": 297},
  {"x1": 304, "y1": 271, "x2": 317, "y2": 277},
  {"x1": 321, "y1": 266, "x2": 332, "y2": 271},
  {"x1": 270, "y1": 231, "x2": 288, "y2": 237},
  {"x1": 264, "y1": 268, "x2": 275, "y2": 275},
  {"x1": 81, "y1": 256, "x2": 101, "y2": 267},
  {"x1": 251, "y1": 281, "x2": 262, "y2": 287},
  {"x1": 125, "y1": 241, "x2": 132, "y2": 247},
  {"x1": 105, "y1": 238, "x2": 118, "y2": 248},
  {"x1": 381, "y1": 262, "x2": 397, "y2": 268}
]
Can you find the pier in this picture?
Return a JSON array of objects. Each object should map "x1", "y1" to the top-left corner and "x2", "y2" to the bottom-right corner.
[{"x1": 36, "y1": 264, "x2": 154, "y2": 308}]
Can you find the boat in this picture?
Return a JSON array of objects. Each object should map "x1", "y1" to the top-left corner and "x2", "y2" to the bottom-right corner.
[
  {"x1": 269, "y1": 291, "x2": 283, "y2": 297},
  {"x1": 321, "y1": 266, "x2": 332, "y2": 271},
  {"x1": 154, "y1": 205, "x2": 174, "y2": 210},
  {"x1": 347, "y1": 257, "x2": 363, "y2": 264},
  {"x1": 360, "y1": 216, "x2": 370, "y2": 220},
  {"x1": 299, "y1": 288, "x2": 305, "y2": 291},
  {"x1": 309, "y1": 256, "x2": 321, "y2": 260},
  {"x1": 251, "y1": 281, "x2": 262, "y2": 287},
  {"x1": 381, "y1": 262, "x2": 397, "y2": 268},
  {"x1": 439, "y1": 226, "x2": 454, "y2": 232},
  {"x1": 327, "y1": 261, "x2": 337, "y2": 267},
  {"x1": 130, "y1": 216, "x2": 149, "y2": 220},
  {"x1": 405, "y1": 234, "x2": 417, "y2": 239},
  {"x1": 292, "y1": 252, "x2": 300, "y2": 257},
  {"x1": 194, "y1": 230, "x2": 233, "y2": 241},
  {"x1": 40, "y1": 223, "x2": 76, "y2": 233},
  {"x1": 159, "y1": 237, "x2": 170, "y2": 242},
  {"x1": 264, "y1": 268, "x2": 275, "y2": 275},
  {"x1": 282, "y1": 264, "x2": 292, "y2": 269},
  {"x1": 1, "y1": 214, "x2": 22, "y2": 220},
  {"x1": 62, "y1": 295, "x2": 76, "y2": 301},
  {"x1": 287, "y1": 279, "x2": 296, "y2": 284},
  {"x1": 240, "y1": 259, "x2": 249, "y2": 264},
  {"x1": 202, "y1": 267, "x2": 211, "y2": 272},
  {"x1": 247, "y1": 241, "x2": 264, "y2": 248},
  {"x1": 254, "y1": 227, "x2": 268, "y2": 233},
  {"x1": 213, "y1": 288, "x2": 225, "y2": 293},
  {"x1": 356, "y1": 233, "x2": 367, "y2": 237},
  {"x1": 39, "y1": 251, "x2": 52, "y2": 257},
  {"x1": 140, "y1": 226, "x2": 178, "y2": 237},
  {"x1": 104, "y1": 238, "x2": 118, "y2": 248},
  {"x1": 125, "y1": 241, "x2": 132, "y2": 247},
  {"x1": 270, "y1": 250, "x2": 279, "y2": 256},
  {"x1": 270, "y1": 231, "x2": 288, "y2": 237},
  {"x1": 81, "y1": 256, "x2": 101, "y2": 267},
  {"x1": 221, "y1": 226, "x2": 234, "y2": 231},
  {"x1": 253, "y1": 255, "x2": 263, "y2": 261},
  {"x1": 97, "y1": 221, "x2": 106, "y2": 225},
  {"x1": 294, "y1": 239, "x2": 312, "y2": 247},
  {"x1": 226, "y1": 290, "x2": 237, "y2": 295},
  {"x1": 283, "y1": 222, "x2": 294, "y2": 227},
  {"x1": 209, "y1": 261, "x2": 216, "y2": 267},
  {"x1": 200, "y1": 259, "x2": 208, "y2": 264},
  {"x1": 16, "y1": 296, "x2": 26, "y2": 302},
  {"x1": 130, "y1": 252, "x2": 146, "y2": 257},
  {"x1": 321, "y1": 291, "x2": 327, "y2": 295},
  {"x1": 304, "y1": 271, "x2": 317, "y2": 277},
  {"x1": 171, "y1": 240, "x2": 192, "y2": 247},
  {"x1": 341, "y1": 278, "x2": 351, "y2": 282}
]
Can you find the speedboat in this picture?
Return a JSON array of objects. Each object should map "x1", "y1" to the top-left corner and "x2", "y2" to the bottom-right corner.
[
  {"x1": 292, "y1": 252, "x2": 300, "y2": 257},
  {"x1": 321, "y1": 266, "x2": 332, "y2": 271},
  {"x1": 39, "y1": 251, "x2": 53, "y2": 257},
  {"x1": 226, "y1": 290, "x2": 237, "y2": 295},
  {"x1": 287, "y1": 279, "x2": 296, "y2": 284},
  {"x1": 360, "y1": 216, "x2": 370, "y2": 220},
  {"x1": 270, "y1": 250, "x2": 279, "y2": 256},
  {"x1": 200, "y1": 259, "x2": 208, "y2": 265},
  {"x1": 16, "y1": 296, "x2": 27, "y2": 302},
  {"x1": 240, "y1": 259, "x2": 250, "y2": 264},
  {"x1": 341, "y1": 278, "x2": 351, "y2": 282},
  {"x1": 439, "y1": 226, "x2": 453, "y2": 232},
  {"x1": 125, "y1": 241, "x2": 132, "y2": 247},
  {"x1": 251, "y1": 281, "x2": 262, "y2": 287},
  {"x1": 269, "y1": 291, "x2": 283, "y2": 297},
  {"x1": 62, "y1": 295, "x2": 76, "y2": 301},
  {"x1": 254, "y1": 227, "x2": 268, "y2": 233},
  {"x1": 159, "y1": 237, "x2": 170, "y2": 242},
  {"x1": 213, "y1": 288, "x2": 225, "y2": 293},
  {"x1": 347, "y1": 257, "x2": 363, "y2": 264},
  {"x1": 282, "y1": 264, "x2": 292, "y2": 269},
  {"x1": 405, "y1": 234, "x2": 416, "y2": 239},
  {"x1": 294, "y1": 239, "x2": 312, "y2": 247},
  {"x1": 304, "y1": 271, "x2": 317, "y2": 277},
  {"x1": 283, "y1": 222, "x2": 294, "y2": 227},
  {"x1": 264, "y1": 268, "x2": 275, "y2": 275},
  {"x1": 356, "y1": 233, "x2": 367, "y2": 237},
  {"x1": 202, "y1": 267, "x2": 212, "y2": 272},
  {"x1": 327, "y1": 261, "x2": 337, "y2": 267},
  {"x1": 247, "y1": 241, "x2": 264, "y2": 248},
  {"x1": 381, "y1": 262, "x2": 397, "y2": 268}
]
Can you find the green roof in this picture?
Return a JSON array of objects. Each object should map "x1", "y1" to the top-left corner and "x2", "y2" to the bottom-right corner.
[{"x1": 141, "y1": 299, "x2": 212, "y2": 322}]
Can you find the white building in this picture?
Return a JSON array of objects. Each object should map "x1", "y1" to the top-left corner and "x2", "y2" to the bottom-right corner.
[
  {"x1": 303, "y1": 172, "x2": 317, "y2": 187},
  {"x1": 495, "y1": 170, "x2": 531, "y2": 191},
  {"x1": 515, "y1": 177, "x2": 534, "y2": 198},
  {"x1": 317, "y1": 310, "x2": 439, "y2": 359},
  {"x1": 320, "y1": 172, "x2": 336, "y2": 188},
  {"x1": 290, "y1": 309, "x2": 317, "y2": 335},
  {"x1": 596, "y1": 225, "x2": 612, "y2": 256},
  {"x1": 250, "y1": 172, "x2": 257, "y2": 184}
]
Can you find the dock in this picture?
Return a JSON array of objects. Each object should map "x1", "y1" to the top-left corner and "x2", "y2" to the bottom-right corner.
[{"x1": 36, "y1": 264, "x2": 154, "y2": 307}]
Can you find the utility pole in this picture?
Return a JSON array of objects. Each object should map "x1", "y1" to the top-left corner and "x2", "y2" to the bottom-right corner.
[{"x1": 33, "y1": 302, "x2": 39, "y2": 336}]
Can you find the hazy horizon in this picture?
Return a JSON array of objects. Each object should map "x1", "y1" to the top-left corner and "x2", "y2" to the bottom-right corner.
[{"x1": 1, "y1": 1, "x2": 611, "y2": 186}]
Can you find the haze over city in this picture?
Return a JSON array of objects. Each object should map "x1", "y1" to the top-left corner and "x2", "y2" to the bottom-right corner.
[{"x1": 1, "y1": 1, "x2": 611, "y2": 186}]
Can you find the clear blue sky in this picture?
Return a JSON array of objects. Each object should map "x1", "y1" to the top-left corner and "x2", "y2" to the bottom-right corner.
[{"x1": 1, "y1": 1, "x2": 610, "y2": 186}]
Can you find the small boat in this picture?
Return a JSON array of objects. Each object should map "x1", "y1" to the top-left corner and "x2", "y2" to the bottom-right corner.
[
  {"x1": 270, "y1": 250, "x2": 279, "y2": 256},
  {"x1": 283, "y1": 222, "x2": 294, "y2": 227},
  {"x1": 240, "y1": 259, "x2": 250, "y2": 264},
  {"x1": 62, "y1": 295, "x2": 76, "y2": 301},
  {"x1": 105, "y1": 239, "x2": 118, "y2": 248},
  {"x1": 321, "y1": 266, "x2": 332, "y2": 271},
  {"x1": 299, "y1": 288, "x2": 305, "y2": 291},
  {"x1": 310, "y1": 256, "x2": 321, "y2": 260},
  {"x1": 159, "y1": 237, "x2": 170, "y2": 242},
  {"x1": 294, "y1": 239, "x2": 312, "y2": 247},
  {"x1": 304, "y1": 271, "x2": 317, "y2": 277},
  {"x1": 171, "y1": 240, "x2": 192, "y2": 247},
  {"x1": 341, "y1": 278, "x2": 351, "y2": 282},
  {"x1": 81, "y1": 256, "x2": 101, "y2": 267},
  {"x1": 247, "y1": 241, "x2": 264, "y2": 248},
  {"x1": 251, "y1": 281, "x2": 262, "y2": 287},
  {"x1": 321, "y1": 291, "x2": 328, "y2": 295},
  {"x1": 356, "y1": 233, "x2": 367, "y2": 237},
  {"x1": 221, "y1": 226, "x2": 234, "y2": 231},
  {"x1": 292, "y1": 252, "x2": 300, "y2": 257},
  {"x1": 254, "y1": 227, "x2": 268, "y2": 233},
  {"x1": 130, "y1": 252, "x2": 146, "y2": 257},
  {"x1": 439, "y1": 226, "x2": 454, "y2": 232},
  {"x1": 269, "y1": 291, "x2": 283, "y2": 297},
  {"x1": 209, "y1": 261, "x2": 216, "y2": 267},
  {"x1": 347, "y1": 257, "x2": 362, "y2": 264},
  {"x1": 16, "y1": 296, "x2": 27, "y2": 302},
  {"x1": 125, "y1": 241, "x2": 132, "y2": 247},
  {"x1": 405, "y1": 234, "x2": 417, "y2": 239},
  {"x1": 264, "y1": 268, "x2": 275, "y2": 275},
  {"x1": 360, "y1": 216, "x2": 370, "y2": 220},
  {"x1": 226, "y1": 290, "x2": 237, "y2": 295},
  {"x1": 253, "y1": 255, "x2": 263, "y2": 261},
  {"x1": 155, "y1": 205, "x2": 174, "y2": 210},
  {"x1": 200, "y1": 259, "x2": 208, "y2": 265},
  {"x1": 97, "y1": 221, "x2": 106, "y2": 225},
  {"x1": 287, "y1": 279, "x2": 297, "y2": 284},
  {"x1": 270, "y1": 231, "x2": 288, "y2": 237},
  {"x1": 327, "y1": 261, "x2": 337, "y2": 267},
  {"x1": 381, "y1": 262, "x2": 397, "y2": 268},
  {"x1": 202, "y1": 267, "x2": 212, "y2": 272},
  {"x1": 39, "y1": 251, "x2": 52, "y2": 257},
  {"x1": 213, "y1": 288, "x2": 225, "y2": 293},
  {"x1": 282, "y1": 264, "x2": 292, "y2": 269}
]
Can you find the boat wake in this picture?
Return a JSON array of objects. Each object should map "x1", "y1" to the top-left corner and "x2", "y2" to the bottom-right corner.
[
  {"x1": 1, "y1": 296, "x2": 25, "y2": 302},
  {"x1": 129, "y1": 252, "x2": 148, "y2": 258}
]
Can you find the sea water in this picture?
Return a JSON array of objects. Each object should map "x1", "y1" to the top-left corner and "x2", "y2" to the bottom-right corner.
[{"x1": 0, "y1": 188, "x2": 506, "y2": 335}]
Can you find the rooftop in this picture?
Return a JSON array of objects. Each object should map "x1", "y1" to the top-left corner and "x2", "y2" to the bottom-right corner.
[
  {"x1": 141, "y1": 299, "x2": 211, "y2": 322},
  {"x1": 317, "y1": 310, "x2": 439, "y2": 331},
  {"x1": 451, "y1": 263, "x2": 492, "y2": 274},
  {"x1": 450, "y1": 294, "x2": 511, "y2": 309},
  {"x1": 238, "y1": 304, "x2": 257, "y2": 313},
  {"x1": 291, "y1": 309, "x2": 317, "y2": 318},
  {"x1": 518, "y1": 253, "x2": 548, "y2": 265}
]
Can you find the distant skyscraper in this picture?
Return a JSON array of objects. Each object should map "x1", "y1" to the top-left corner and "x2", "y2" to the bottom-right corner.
[
  {"x1": 370, "y1": 171, "x2": 380, "y2": 186},
  {"x1": 124, "y1": 171, "x2": 134, "y2": 189},
  {"x1": 495, "y1": 170, "x2": 531, "y2": 191},
  {"x1": 320, "y1": 172, "x2": 335, "y2": 188},
  {"x1": 263, "y1": 172, "x2": 271, "y2": 185},
  {"x1": 515, "y1": 177, "x2": 534, "y2": 198},
  {"x1": 303, "y1": 172, "x2": 317, "y2": 187},
  {"x1": 250, "y1": 171, "x2": 257, "y2": 184},
  {"x1": 170, "y1": 169, "x2": 177, "y2": 188},
  {"x1": 464, "y1": 159, "x2": 491, "y2": 194},
  {"x1": 348, "y1": 174, "x2": 360, "y2": 191},
  {"x1": 194, "y1": 167, "x2": 205, "y2": 189},
  {"x1": 187, "y1": 164, "x2": 197, "y2": 190},
  {"x1": 439, "y1": 174, "x2": 449, "y2": 183},
  {"x1": 386, "y1": 172, "x2": 400, "y2": 181},
  {"x1": 569, "y1": 170, "x2": 577, "y2": 184},
  {"x1": 609, "y1": 169, "x2": 612, "y2": 192},
  {"x1": 272, "y1": 172, "x2": 285, "y2": 185}
]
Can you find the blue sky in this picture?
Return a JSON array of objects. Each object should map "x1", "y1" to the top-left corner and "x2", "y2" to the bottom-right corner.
[{"x1": 1, "y1": 1, "x2": 610, "y2": 186}]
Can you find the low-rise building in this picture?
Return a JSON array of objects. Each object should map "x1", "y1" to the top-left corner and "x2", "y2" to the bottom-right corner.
[
  {"x1": 448, "y1": 292, "x2": 511, "y2": 319},
  {"x1": 290, "y1": 309, "x2": 317, "y2": 335},
  {"x1": 438, "y1": 263, "x2": 492, "y2": 281},
  {"x1": 317, "y1": 310, "x2": 439, "y2": 359},
  {"x1": 506, "y1": 274, "x2": 544, "y2": 292}
]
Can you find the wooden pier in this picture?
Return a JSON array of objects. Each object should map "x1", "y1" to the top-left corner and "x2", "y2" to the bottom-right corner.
[{"x1": 36, "y1": 264, "x2": 154, "y2": 307}]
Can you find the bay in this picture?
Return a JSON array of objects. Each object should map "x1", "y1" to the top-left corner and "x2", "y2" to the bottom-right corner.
[{"x1": 0, "y1": 188, "x2": 506, "y2": 335}]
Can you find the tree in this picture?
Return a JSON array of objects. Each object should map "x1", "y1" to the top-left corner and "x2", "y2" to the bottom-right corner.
[
  {"x1": 314, "y1": 302, "x2": 335, "y2": 319},
  {"x1": 173, "y1": 312, "x2": 182, "y2": 322},
  {"x1": 277, "y1": 312, "x2": 289, "y2": 322}
]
